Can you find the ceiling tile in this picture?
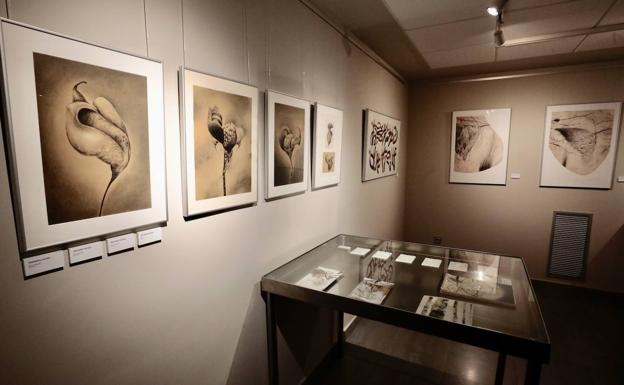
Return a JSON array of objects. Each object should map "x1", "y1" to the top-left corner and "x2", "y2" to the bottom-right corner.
[
  {"x1": 503, "y1": 0, "x2": 614, "y2": 40},
  {"x1": 496, "y1": 35, "x2": 585, "y2": 61},
  {"x1": 599, "y1": 0, "x2": 624, "y2": 25},
  {"x1": 407, "y1": 17, "x2": 496, "y2": 53},
  {"x1": 576, "y1": 30, "x2": 624, "y2": 50},
  {"x1": 423, "y1": 43, "x2": 496, "y2": 68},
  {"x1": 384, "y1": 0, "x2": 493, "y2": 30}
]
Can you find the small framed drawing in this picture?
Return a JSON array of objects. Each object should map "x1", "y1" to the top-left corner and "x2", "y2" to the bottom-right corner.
[
  {"x1": 266, "y1": 91, "x2": 310, "y2": 199},
  {"x1": 362, "y1": 109, "x2": 400, "y2": 181},
  {"x1": 450, "y1": 108, "x2": 511, "y2": 185},
  {"x1": 540, "y1": 102, "x2": 621, "y2": 189},
  {"x1": 312, "y1": 103, "x2": 343, "y2": 189},
  {"x1": 0, "y1": 19, "x2": 167, "y2": 252},
  {"x1": 179, "y1": 68, "x2": 258, "y2": 216}
]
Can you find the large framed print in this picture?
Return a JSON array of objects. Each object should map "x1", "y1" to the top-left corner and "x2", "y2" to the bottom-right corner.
[
  {"x1": 180, "y1": 68, "x2": 258, "y2": 216},
  {"x1": 312, "y1": 103, "x2": 343, "y2": 189},
  {"x1": 362, "y1": 109, "x2": 400, "y2": 181},
  {"x1": 540, "y1": 102, "x2": 621, "y2": 189},
  {"x1": 450, "y1": 108, "x2": 511, "y2": 185},
  {"x1": 0, "y1": 19, "x2": 167, "y2": 252},
  {"x1": 266, "y1": 91, "x2": 310, "y2": 199}
]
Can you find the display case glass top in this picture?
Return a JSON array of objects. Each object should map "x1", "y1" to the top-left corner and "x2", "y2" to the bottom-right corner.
[{"x1": 262, "y1": 234, "x2": 550, "y2": 359}]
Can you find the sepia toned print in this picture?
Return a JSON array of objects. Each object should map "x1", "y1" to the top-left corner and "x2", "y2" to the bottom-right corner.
[
  {"x1": 193, "y1": 85, "x2": 252, "y2": 199},
  {"x1": 454, "y1": 115, "x2": 503, "y2": 173},
  {"x1": 34, "y1": 52, "x2": 151, "y2": 225},
  {"x1": 548, "y1": 109, "x2": 613, "y2": 175},
  {"x1": 274, "y1": 102, "x2": 305, "y2": 186},
  {"x1": 322, "y1": 152, "x2": 335, "y2": 173}
]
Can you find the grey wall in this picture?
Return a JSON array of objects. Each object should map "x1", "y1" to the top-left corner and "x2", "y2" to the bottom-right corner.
[
  {"x1": 0, "y1": 1, "x2": 408, "y2": 384},
  {"x1": 405, "y1": 66, "x2": 624, "y2": 294}
]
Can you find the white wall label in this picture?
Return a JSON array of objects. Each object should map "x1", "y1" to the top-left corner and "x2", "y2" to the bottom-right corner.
[
  {"x1": 137, "y1": 227, "x2": 163, "y2": 246},
  {"x1": 617, "y1": 176, "x2": 624, "y2": 183},
  {"x1": 68, "y1": 241, "x2": 104, "y2": 265},
  {"x1": 23, "y1": 251, "x2": 64, "y2": 277},
  {"x1": 106, "y1": 234, "x2": 136, "y2": 255},
  {"x1": 511, "y1": 173, "x2": 521, "y2": 179}
]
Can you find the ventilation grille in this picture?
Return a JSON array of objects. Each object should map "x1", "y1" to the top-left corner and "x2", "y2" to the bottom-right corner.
[{"x1": 548, "y1": 212, "x2": 592, "y2": 280}]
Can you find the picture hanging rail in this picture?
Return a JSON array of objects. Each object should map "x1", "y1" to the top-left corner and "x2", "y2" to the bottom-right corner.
[{"x1": 0, "y1": 19, "x2": 167, "y2": 252}]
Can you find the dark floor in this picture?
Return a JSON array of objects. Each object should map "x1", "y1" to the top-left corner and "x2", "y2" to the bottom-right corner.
[{"x1": 304, "y1": 280, "x2": 624, "y2": 385}]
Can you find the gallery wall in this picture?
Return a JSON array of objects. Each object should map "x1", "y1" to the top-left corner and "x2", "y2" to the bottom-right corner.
[
  {"x1": 405, "y1": 66, "x2": 624, "y2": 294},
  {"x1": 0, "y1": 1, "x2": 408, "y2": 385}
]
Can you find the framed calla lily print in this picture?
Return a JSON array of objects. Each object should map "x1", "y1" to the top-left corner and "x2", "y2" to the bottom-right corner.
[
  {"x1": 179, "y1": 68, "x2": 258, "y2": 216},
  {"x1": 266, "y1": 91, "x2": 310, "y2": 199},
  {"x1": 0, "y1": 19, "x2": 167, "y2": 252}
]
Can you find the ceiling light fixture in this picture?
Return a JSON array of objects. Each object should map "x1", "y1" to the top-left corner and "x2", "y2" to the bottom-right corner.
[{"x1": 487, "y1": 6, "x2": 499, "y2": 16}]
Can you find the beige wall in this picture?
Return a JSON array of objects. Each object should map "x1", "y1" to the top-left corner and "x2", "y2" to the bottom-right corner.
[
  {"x1": 0, "y1": 1, "x2": 408, "y2": 384},
  {"x1": 405, "y1": 66, "x2": 624, "y2": 294}
]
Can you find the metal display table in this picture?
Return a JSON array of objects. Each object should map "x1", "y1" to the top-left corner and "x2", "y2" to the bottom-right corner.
[{"x1": 261, "y1": 235, "x2": 550, "y2": 385}]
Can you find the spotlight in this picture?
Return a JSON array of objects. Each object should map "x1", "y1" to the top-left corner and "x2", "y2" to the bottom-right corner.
[{"x1": 487, "y1": 6, "x2": 499, "y2": 16}]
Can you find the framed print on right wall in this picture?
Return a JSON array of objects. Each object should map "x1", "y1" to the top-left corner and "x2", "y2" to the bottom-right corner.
[
  {"x1": 540, "y1": 102, "x2": 621, "y2": 189},
  {"x1": 450, "y1": 108, "x2": 511, "y2": 185}
]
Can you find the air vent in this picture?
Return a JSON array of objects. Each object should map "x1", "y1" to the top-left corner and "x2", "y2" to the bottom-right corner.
[{"x1": 548, "y1": 211, "x2": 592, "y2": 280}]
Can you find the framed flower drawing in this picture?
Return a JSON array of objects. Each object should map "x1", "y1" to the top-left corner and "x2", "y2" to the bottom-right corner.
[
  {"x1": 179, "y1": 68, "x2": 258, "y2": 216},
  {"x1": 312, "y1": 103, "x2": 343, "y2": 189},
  {"x1": 0, "y1": 19, "x2": 167, "y2": 252},
  {"x1": 266, "y1": 91, "x2": 310, "y2": 199}
]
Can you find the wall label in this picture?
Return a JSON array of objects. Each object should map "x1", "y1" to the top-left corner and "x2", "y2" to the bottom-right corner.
[
  {"x1": 23, "y1": 251, "x2": 64, "y2": 278},
  {"x1": 106, "y1": 234, "x2": 136, "y2": 255},
  {"x1": 137, "y1": 227, "x2": 162, "y2": 247},
  {"x1": 68, "y1": 241, "x2": 104, "y2": 265}
]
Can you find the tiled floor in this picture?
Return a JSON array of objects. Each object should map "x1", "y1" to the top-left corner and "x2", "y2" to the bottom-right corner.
[{"x1": 304, "y1": 280, "x2": 624, "y2": 385}]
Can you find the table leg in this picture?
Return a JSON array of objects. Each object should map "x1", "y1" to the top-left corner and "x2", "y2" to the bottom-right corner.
[
  {"x1": 494, "y1": 352, "x2": 507, "y2": 385},
  {"x1": 266, "y1": 293, "x2": 278, "y2": 385},
  {"x1": 335, "y1": 311, "x2": 344, "y2": 358},
  {"x1": 524, "y1": 360, "x2": 542, "y2": 385}
]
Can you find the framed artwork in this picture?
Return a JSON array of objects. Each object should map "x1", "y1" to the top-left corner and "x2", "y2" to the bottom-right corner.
[
  {"x1": 312, "y1": 103, "x2": 343, "y2": 189},
  {"x1": 450, "y1": 108, "x2": 511, "y2": 185},
  {"x1": 540, "y1": 102, "x2": 621, "y2": 189},
  {"x1": 0, "y1": 19, "x2": 167, "y2": 252},
  {"x1": 266, "y1": 91, "x2": 310, "y2": 199},
  {"x1": 362, "y1": 109, "x2": 400, "y2": 181},
  {"x1": 179, "y1": 68, "x2": 258, "y2": 216}
]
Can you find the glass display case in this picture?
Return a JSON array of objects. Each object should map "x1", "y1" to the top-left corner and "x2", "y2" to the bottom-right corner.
[{"x1": 262, "y1": 234, "x2": 550, "y2": 385}]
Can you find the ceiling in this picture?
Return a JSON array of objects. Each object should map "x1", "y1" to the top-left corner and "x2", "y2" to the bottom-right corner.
[{"x1": 308, "y1": 0, "x2": 624, "y2": 80}]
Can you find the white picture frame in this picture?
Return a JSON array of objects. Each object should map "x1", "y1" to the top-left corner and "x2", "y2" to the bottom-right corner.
[
  {"x1": 540, "y1": 102, "x2": 621, "y2": 189},
  {"x1": 312, "y1": 103, "x2": 343, "y2": 189},
  {"x1": 179, "y1": 68, "x2": 258, "y2": 216},
  {"x1": 266, "y1": 91, "x2": 310, "y2": 199},
  {"x1": 0, "y1": 19, "x2": 167, "y2": 252},
  {"x1": 362, "y1": 109, "x2": 400, "y2": 181},
  {"x1": 449, "y1": 108, "x2": 511, "y2": 185}
]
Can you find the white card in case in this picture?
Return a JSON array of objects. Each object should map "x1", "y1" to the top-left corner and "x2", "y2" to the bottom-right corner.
[
  {"x1": 421, "y1": 257, "x2": 442, "y2": 268},
  {"x1": 396, "y1": 254, "x2": 416, "y2": 264},
  {"x1": 448, "y1": 261, "x2": 468, "y2": 272},
  {"x1": 350, "y1": 247, "x2": 370, "y2": 256},
  {"x1": 372, "y1": 251, "x2": 392, "y2": 260}
]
